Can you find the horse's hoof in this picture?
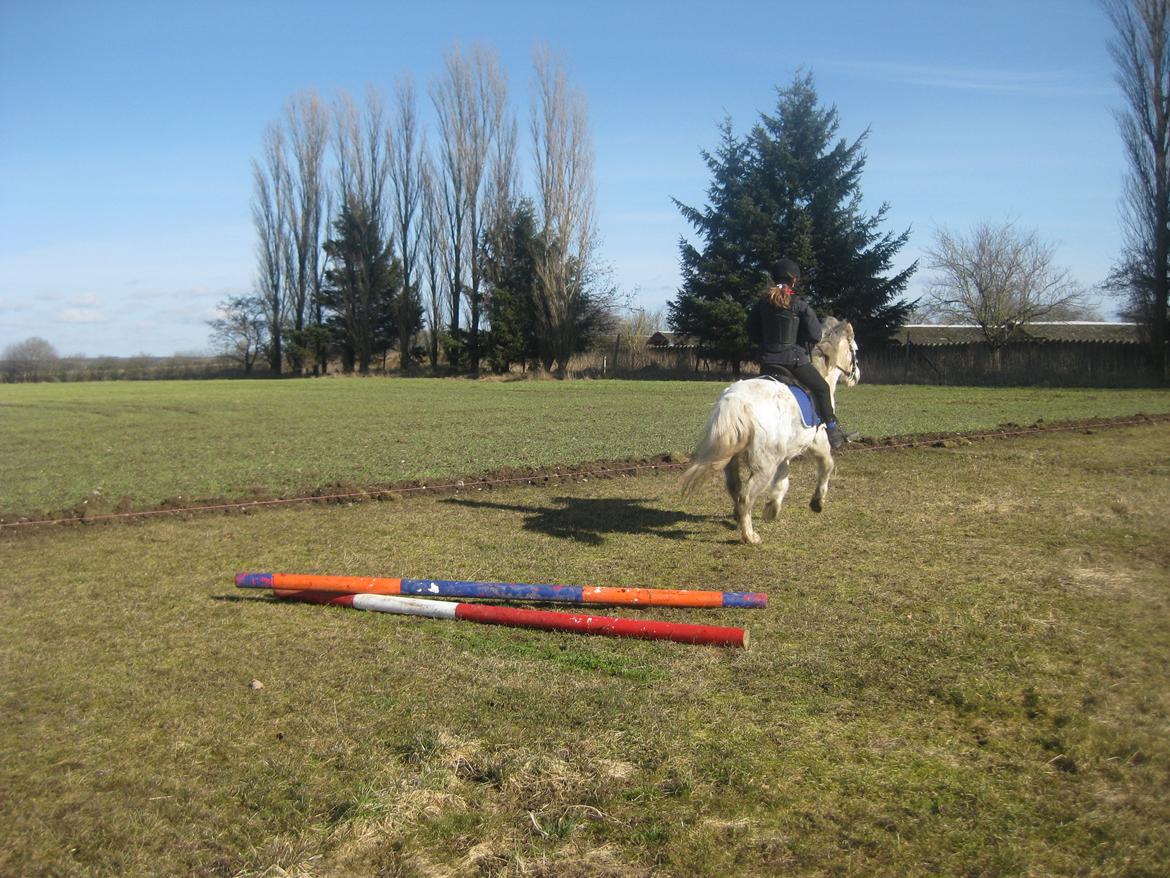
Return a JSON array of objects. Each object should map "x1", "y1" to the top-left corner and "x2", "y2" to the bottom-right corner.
[
  {"x1": 809, "y1": 497, "x2": 823, "y2": 513},
  {"x1": 741, "y1": 531, "x2": 762, "y2": 545}
]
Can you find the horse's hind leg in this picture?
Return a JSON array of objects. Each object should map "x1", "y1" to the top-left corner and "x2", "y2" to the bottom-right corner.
[
  {"x1": 808, "y1": 436, "x2": 836, "y2": 513},
  {"x1": 724, "y1": 456, "x2": 762, "y2": 544},
  {"x1": 763, "y1": 459, "x2": 791, "y2": 521}
]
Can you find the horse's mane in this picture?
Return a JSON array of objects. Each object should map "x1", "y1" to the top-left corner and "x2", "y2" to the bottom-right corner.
[
  {"x1": 813, "y1": 317, "x2": 852, "y2": 360},
  {"x1": 820, "y1": 316, "x2": 846, "y2": 339}
]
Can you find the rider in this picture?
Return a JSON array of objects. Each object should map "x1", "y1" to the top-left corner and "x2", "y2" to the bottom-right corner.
[{"x1": 746, "y1": 258, "x2": 849, "y2": 449}]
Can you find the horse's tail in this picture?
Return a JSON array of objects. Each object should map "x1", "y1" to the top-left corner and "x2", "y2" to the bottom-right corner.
[{"x1": 680, "y1": 390, "x2": 755, "y2": 495}]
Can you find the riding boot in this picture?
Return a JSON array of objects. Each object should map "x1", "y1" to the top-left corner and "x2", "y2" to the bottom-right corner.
[{"x1": 825, "y1": 420, "x2": 848, "y2": 450}]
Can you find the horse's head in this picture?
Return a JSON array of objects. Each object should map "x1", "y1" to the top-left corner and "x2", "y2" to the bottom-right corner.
[{"x1": 815, "y1": 318, "x2": 861, "y2": 387}]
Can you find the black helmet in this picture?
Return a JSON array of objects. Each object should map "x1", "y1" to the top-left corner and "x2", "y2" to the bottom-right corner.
[{"x1": 771, "y1": 258, "x2": 801, "y2": 284}]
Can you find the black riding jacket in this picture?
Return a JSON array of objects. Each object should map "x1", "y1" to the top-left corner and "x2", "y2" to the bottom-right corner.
[{"x1": 746, "y1": 295, "x2": 823, "y2": 367}]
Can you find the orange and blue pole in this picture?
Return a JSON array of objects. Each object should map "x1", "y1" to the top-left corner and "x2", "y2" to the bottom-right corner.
[
  {"x1": 235, "y1": 572, "x2": 766, "y2": 609},
  {"x1": 270, "y1": 588, "x2": 748, "y2": 648}
]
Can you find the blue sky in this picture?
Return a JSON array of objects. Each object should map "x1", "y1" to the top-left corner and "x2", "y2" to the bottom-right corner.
[{"x1": 0, "y1": 0, "x2": 1122, "y2": 357}]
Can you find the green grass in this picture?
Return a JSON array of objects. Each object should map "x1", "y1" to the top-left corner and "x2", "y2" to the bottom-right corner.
[
  {"x1": 2, "y1": 377, "x2": 1168, "y2": 518},
  {"x1": 2, "y1": 423, "x2": 1168, "y2": 876}
]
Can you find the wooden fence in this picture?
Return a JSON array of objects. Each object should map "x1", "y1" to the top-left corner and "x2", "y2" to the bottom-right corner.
[
  {"x1": 571, "y1": 337, "x2": 728, "y2": 378},
  {"x1": 861, "y1": 341, "x2": 1163, "y2": 387},
  {"x1": 573, "y1": 337, "x2": 1167, "y2": 386}
]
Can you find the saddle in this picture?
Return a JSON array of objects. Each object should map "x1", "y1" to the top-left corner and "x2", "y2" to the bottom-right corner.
[{"x1": 759, "y1": 368, "x2": 822, "y2": 428}]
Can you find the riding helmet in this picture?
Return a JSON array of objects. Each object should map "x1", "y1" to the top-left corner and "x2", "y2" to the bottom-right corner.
[{"x1": 771, "y1": 258, "x2": 801, "y2": 285}]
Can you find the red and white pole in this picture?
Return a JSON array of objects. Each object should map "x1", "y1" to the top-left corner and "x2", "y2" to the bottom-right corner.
[{"x1": 273, "y1": 588, "x2": 748, "y2": 648}]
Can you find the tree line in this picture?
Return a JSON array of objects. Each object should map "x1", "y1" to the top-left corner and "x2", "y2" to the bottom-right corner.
[
  {"x1": 0, "y1": 337, "x2": 247, "y2": 383},
  {"x1": 45, "y1": 2, "x2": 1170, "y2": 383},
  {"x1": 214, "y1": 44, "x2": 613, "y2": 377},
  {"x1": 224, "y1": 54, "x2": 941, "y2": 380},
  {"x1": 222, "y1": 35, "x2": 1170, "y2": 383}
]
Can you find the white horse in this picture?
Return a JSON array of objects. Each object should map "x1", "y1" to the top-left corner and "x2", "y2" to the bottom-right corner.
[{"x1": 681, "y1": 318, "x2": 861, "y2": 544}]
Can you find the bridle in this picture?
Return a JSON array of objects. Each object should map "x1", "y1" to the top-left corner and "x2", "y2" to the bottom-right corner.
[
  {"x1": 842, "y1": 342, "x2": 860, "y2": 384},
  {"x1": 814, "y1": 326, "x2": 860, "y2": 384}
]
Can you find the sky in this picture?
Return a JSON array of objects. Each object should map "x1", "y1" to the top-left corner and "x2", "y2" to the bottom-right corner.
[{"x1": 0, "y1": 0, "x2": 1125, "y2": 357}]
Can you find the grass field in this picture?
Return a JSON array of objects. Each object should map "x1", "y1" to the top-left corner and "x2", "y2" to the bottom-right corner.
[
  {"x1": 2, "y1": 377, "x2": 1169, "y2": 519},
  {"x1": 2, "y1": 394, "x2": 1168, "y2": 875}
]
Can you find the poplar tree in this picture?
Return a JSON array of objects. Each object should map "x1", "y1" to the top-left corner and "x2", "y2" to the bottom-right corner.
[
  {"x1": 251, "y1": 123, "x2": 290, "y2": 374},
  {"x1": 530, "y1": 46, "x2": 607, "y2": 374},
  {"x1": 388, "y1": 76, "x2": 425, "y2": 373},
  {"x1": 1103, "y1": 0, "x2": 1170, "y2": 380}
]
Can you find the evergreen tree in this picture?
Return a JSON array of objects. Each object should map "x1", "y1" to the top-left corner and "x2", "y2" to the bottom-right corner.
[
  {"x1": 669, "y1": 119, "x2": 766, "y2": 370},
  {"x1": 320, "y1": 202, "x2": 403, "y2": 373},
  {"x1": 482, "y1": 198, "x2": 541, "y2": 373},
  {"x1": 669, "y1": 72, "x2": 915, "y2": 366}
]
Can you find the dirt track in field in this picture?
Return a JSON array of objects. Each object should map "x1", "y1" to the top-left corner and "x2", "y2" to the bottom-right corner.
[{"x1": 3, "y1": 413, "x2": 1168, "y2": 531}]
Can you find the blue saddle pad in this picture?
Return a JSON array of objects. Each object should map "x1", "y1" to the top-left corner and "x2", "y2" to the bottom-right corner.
[{"x1": 788, "y1": 386, "x2": 821, "y2": 428}]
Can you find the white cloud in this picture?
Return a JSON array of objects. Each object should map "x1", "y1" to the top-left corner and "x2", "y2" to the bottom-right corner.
[
  {"x1": 68, "y1": 292, "x2": 102, "y2": 306},
  {"x1": 56, "y1": 308, "x2": 106, "y2": 324}
]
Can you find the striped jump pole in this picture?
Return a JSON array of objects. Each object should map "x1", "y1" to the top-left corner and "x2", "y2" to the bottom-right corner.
[
  {"x1": 235, "y1": 572, "x2": 766, "y2": 609},
  {"x1": 271, "y1": 588, "x2": 748, "y2": 648}
]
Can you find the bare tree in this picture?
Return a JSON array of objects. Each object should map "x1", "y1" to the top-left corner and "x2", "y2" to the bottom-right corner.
[
  {"x1": 1103, "y1": 0, "x2": 1170, "y2": 378},
  {"x1": 308, "y1": 184, "x2": 335, "y2": 375},
  {"x1": 208, "y1": 295, "x2": 267, "y2": 373},
  {"x1": 2, "y1": 336, "x2": 59, "y2": 382},
  {"x1": 430, "y1": 43, "x2": 509, "y2": 371},
  {"x1": 281, "y1": 91, "x2": 330, "y2": 374},
  {"x1": 2, "y1": 336, "x2": 58, "y2": 361},
  {"x1": 419, "y1": 154, "x2": 449, "y2": 371},
  {"x1": 329, "y1": 87, "x2": 395, "y2": 374},
  {"x1": 485, "y1": 97, "x2": 519, "y2": 258},
  {"x1": 616, "y1": 307, "x2": 666, "y2": 338},
  {"x1": 430, "y1": 58, "x2": 468, "y2": 345},
  {"x1": 252, "y1": 122, "x2": 291, "y2": 374},
  {"x1": 923, "y1": 221, "x2": 1086, "y2": 349},
  {"x1": 530, "y1": 46, "x2": 600, "y2": 373},
  {"x1": 388, "y1": 76, "x2": 425, "y2": 372},
  {"x1": 334, "y1": 88, "x2": 391, "y2": 237}
]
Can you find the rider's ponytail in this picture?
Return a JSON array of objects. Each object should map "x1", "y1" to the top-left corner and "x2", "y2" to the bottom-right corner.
[
  {"x1": 764, "y1": 283, "x2": 793, "y2": 309},
  {"x1": 765, "y1": 257, "x2": 800, "y2": 308}
]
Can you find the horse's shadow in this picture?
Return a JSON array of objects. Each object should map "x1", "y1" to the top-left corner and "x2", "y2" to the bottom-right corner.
[{"x1": 443, "y1": 495, "x2": 716, "y2": 545}]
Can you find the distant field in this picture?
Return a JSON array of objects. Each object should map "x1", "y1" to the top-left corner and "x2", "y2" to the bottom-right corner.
[
  {"x1": 2, "y1": 423, "x2": 1167, "y2": 875},
  {"x1": 1, "y1": 377, "x2": 1169, "y2": 518}
]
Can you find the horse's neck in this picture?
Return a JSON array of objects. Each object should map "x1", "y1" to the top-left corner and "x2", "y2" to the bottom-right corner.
[{"x1": 813, "y1": 350, "x2": 843, "y2": 408}]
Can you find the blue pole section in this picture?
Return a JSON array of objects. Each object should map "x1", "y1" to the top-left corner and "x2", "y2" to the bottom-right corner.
[{"x1": 399, "y1": 579, "x2": 585, "y2": 602}]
